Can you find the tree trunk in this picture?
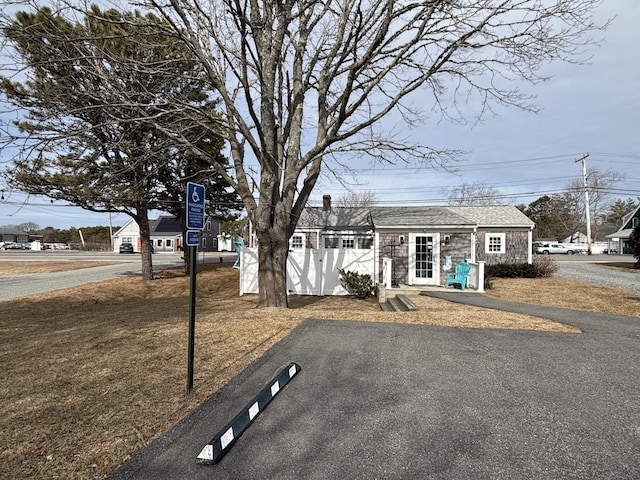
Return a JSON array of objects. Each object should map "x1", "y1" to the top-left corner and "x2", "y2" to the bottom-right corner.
[
  {"x1": 137, "y1": 209, "x2": 154, "y2": 280},
  {"x1": 256, "y1": 227, "x2": 289, "y2": 308}
]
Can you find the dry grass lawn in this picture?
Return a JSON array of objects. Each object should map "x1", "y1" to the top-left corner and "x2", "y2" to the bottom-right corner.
[
  {"x1": 486, "y1": 275, "x2": 640, "y2": 318},
  {"x1": 0, "y1": 260, "x2": 638, "y2": 479}
]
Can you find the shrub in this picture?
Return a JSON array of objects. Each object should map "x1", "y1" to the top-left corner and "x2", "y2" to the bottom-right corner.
[
  {"x1": 532, "y1": 255, "x2": 558, "y2": 277},
  {"x1": 338, "y1": 268, "x2": 376, "y2": 299},
  {"x1": 485, "y1": 262, "x2": 538, "y2": 279},
  {"x1": 484, "y1": 258, "x2": 558, "y2": 290},
  {"x1": 629, "y1": 224, "x2": 640, "y2": 265}
]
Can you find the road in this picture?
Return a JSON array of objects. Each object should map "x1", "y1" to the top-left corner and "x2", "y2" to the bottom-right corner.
[
  {"x1": 0, "y1": 251, "x2": 635, "y2": 302},
  {"x1": 0, "y1": 251, "x2": 237, "y2": 301}
]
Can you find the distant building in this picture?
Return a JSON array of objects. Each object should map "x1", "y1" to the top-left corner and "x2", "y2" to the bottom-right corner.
[
  {"x1": 605, "y1": 204, "x2": 640, "y2": 254},
  {"x1": 0, "y1": 227, "x2": 29, "y2": 245},
  {"x1": 111, "y1": 215, "x2": 222, "y2": 253}
]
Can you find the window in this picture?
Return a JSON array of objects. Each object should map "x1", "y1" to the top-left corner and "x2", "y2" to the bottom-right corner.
[
  {"x1": 157, "y1": 239, "x2": 163, "y2": 247},
  {"x1": 341, "y1": 238, "x2": 355, "y2": 249},
  {"x1": 122, "y1": 236, "x2": 132, "y2": 244},
  {"x1": 633, "y1": 217, "x2": 639, "y2": 228},
  {"x1": 485, "y1": 233, "x2": 505, "y2": 254},
  {"x1": 201, "y1": 238, "x2": 207, "y2": 249},
  {"x1": 322, "y1": 235, "x2": 372, "y2": 249},
  {"x1": 290, "y1": 235, "x2": 304, "y2": 249},
  {"x1": 358, "y1": 237, "x2": 373, "y2": 249},
  {"x1": 206, "y1": 220, "x2": 211, "y2": 231},
  {"x1": 324, "y1": 237, "x2": 339, "y2": 249},
  {"x1": 166, "y1": 239, "x2": 172, "y2": 248}
]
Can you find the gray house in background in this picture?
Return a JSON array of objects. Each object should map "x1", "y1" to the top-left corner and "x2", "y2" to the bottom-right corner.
[
  {"x1": 112, "y1": 215, "x2": 222, "y2": 253},
  {"x1": 371, "y1": 205, "x2": 534, "y2": 287},
  {"x1": 151, "y1": 215, "x2": 222, "y2": 252},
  {"x1": 605, "y1": 204, "x2": 640, "y2": 254},
  {"x1": 0, "y1": 227, "x2": 30, "y2": 246}
]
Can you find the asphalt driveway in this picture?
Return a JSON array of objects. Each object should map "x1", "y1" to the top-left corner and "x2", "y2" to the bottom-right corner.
[{"x1": 109, "y1": 301, "x2": 640, "y2": 480}]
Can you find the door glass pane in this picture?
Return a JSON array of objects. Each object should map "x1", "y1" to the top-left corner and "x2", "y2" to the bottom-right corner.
[{"x1": 416, "y1": 236, "x2": 433, "y2": 279}]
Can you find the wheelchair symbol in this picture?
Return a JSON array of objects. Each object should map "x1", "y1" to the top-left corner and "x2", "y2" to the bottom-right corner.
[{"x1": 191, "y1": 189, "x2": 201, "y2": 203}]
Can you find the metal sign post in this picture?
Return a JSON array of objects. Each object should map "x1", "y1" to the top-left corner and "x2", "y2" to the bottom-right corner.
[
  {"x1": 187, "y1": 243, "x2": 198, "y2": 395},
  {"x1": 186, "y1": 183, "x2": 205, "y2": 395}
]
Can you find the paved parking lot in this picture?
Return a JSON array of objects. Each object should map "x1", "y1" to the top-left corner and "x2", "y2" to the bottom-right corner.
[{"x1": 110, "y1": 304, "x2": 640, "y2": 480}]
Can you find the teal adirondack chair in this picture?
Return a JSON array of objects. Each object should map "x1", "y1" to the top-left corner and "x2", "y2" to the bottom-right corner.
[{"x1": 445, "y1": 262, "x2": 471, "y2": 291}]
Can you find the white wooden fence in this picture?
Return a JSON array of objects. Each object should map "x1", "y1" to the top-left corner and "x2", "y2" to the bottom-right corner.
[
  {"x1": 240, "y1": 249, "x2": 485, "y2": 296},
  {"x1": 558, "y1": 241, "x2": 610, "y2": 254},
  {"x1": 239, "y1": 247, "x2": 375, "y2": 296}
]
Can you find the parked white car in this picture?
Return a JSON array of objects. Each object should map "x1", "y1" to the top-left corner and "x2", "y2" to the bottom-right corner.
[{"x1": 532, "y1": 243, "x2": 579, "y2": 255}]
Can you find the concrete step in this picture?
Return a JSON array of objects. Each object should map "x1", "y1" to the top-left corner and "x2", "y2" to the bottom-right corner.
[
  {"x1": 379, "y1": 301, "x2": 395, "y2": 312},
  {"x1": 379, "y1": 294, "x2": 419, "y2": 312},
  {"x1": 387, "y1": 297, "x2": 408, "y2": 312},
  {"x1": 396, "y1": 294, "x2": 418, "y2": 311}
]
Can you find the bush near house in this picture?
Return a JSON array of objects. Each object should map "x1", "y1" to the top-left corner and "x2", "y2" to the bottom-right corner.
[
  {"x1": 338, "y1": 269, "x2": 377, "y2": 299},
  {"x1": 629, "y1": 224, "x2": 640, "y2": 265},
  {"x1": 484, "y1": 256, "x2": 558, "y2": 289},
  {"x1": 531, "y1": 255, "x2": 560, "y2": 277}
]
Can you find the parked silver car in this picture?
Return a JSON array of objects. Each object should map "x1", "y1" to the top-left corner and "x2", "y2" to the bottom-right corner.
[{"x1": 532, "y1": 243, "x2": 578, "y2": 255}]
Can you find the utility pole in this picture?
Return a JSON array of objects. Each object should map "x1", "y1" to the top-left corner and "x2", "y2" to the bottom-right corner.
[{"x1": 575, "y1": 154, "x2": 591, "y2": 255}]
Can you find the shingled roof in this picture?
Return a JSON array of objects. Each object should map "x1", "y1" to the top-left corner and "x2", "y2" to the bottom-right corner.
[
  {"x1": 295, "y1": 207, "x2": 373, "y2": 230},
  {"x1": 295, "y1": 205, "x2": 533, "y2": 230},
  {"x1": 369, "y1": 206, "x2": 475, "y2": 228},
  {"x1": 446, "y1": 206, "x2": 535, "y2": 228}
]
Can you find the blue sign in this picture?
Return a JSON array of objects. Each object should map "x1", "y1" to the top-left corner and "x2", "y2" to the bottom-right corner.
[
  {"x1": 186, "y1": 230, "x2": 200, "y2": 247},
  {"x1": 186, "y1": 182, "x2": 205, "y2": 230}
]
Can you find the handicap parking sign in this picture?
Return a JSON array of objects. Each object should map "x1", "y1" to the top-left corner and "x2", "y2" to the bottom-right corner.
[{"x1": 186, "y1": 182, "x2": 205, "y2": 230}]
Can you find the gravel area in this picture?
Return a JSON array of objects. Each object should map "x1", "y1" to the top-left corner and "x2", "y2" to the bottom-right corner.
[{"x1": 555, "y1": 261, "x2": 640, "y2": 294}]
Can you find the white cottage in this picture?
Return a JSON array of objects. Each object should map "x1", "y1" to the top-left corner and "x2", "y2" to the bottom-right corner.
[{"x1": 240, "y1": 197, "x2": 534, "y2": 296}]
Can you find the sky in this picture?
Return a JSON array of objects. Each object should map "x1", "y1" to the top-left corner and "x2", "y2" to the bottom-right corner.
[
  {"x1": 314, "y1": 0, "x2": 640, "y2": 208},
  {"x1": 1, "y1": 0, "x2": 639, "y2": 230}
]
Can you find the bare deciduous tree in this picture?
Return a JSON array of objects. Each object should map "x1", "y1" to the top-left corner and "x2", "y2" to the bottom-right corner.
[
  {"x1": 11, "y1": 0, "x2": 601, "y2": 306},
  {"x1": 445, "y1": 182, "x2": 502, "y2": 206},
  {"x1": 148, "y1": 0, "x2": 603, "y2": 305},
  {"x1": 564, "y1": 167, "x2": 622, "y2": 240},
  {"x1": 336, "y1": 191, "x2": 377, "y2": 208}
]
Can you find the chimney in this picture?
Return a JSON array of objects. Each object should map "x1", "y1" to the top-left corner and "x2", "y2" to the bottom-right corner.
[{"x1": 322, "y1": 194, "x2": 331, "y2": 210}]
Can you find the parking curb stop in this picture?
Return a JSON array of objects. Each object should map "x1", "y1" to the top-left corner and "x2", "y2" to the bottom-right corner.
[{"x1": 196, "y1": 362, "x2": 301, "y2": 465}]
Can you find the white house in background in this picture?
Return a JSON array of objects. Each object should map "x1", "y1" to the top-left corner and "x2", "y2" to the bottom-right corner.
[
  {"x1": 112, "y1": 218, "x2": 143, "y2": 253},
  {"x1": 240, "y1": 196, "x2": 534, "y2": 296},
  {"x1": 112, "y1": 215, "x2": 222, "y2": 253}
]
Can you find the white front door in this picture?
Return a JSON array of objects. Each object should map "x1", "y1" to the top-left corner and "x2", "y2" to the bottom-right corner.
[{"x1": 409, "y1": 233, "x2": 439, "y2": 285}]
